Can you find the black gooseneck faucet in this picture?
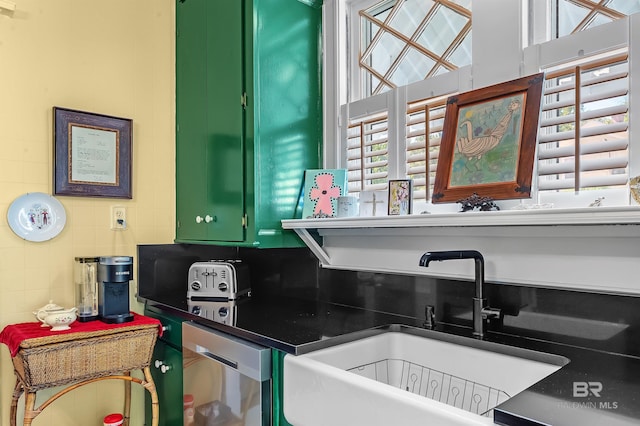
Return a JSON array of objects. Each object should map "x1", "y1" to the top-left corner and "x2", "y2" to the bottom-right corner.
[{"x1": 419, "y1": 250, "x2": 501, "y2": 338}]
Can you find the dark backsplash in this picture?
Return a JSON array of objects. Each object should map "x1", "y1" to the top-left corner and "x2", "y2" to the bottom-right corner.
[{"x1": 137, "y1": 244, "x2": 640, "y2": 357}]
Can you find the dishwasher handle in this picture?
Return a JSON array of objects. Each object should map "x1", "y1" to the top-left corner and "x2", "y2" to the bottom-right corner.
[
  {"x1": 182, "y1": 321, "x2": 271, "y2": 382},
  {"x1": 198, "y1": 349, "x2": 238, "y2": 369}
]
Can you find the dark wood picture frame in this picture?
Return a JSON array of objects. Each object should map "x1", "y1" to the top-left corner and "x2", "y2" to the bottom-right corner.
[
  {"x1": 432, "y1": 73, "x2": 544, "y2": 203},
  {"x1": 53, "y1": 107, "x2": 132, "y2": 198}
]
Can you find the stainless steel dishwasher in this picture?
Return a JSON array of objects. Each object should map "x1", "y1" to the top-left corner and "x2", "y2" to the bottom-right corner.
[{"x1": 182, "y1": 321, "x2": 272, "y2": 426}]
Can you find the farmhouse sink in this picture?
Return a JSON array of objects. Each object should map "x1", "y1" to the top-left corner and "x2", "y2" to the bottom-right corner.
[{"x1": 284, "y1": 326, "x2": 568, "y2": 426}]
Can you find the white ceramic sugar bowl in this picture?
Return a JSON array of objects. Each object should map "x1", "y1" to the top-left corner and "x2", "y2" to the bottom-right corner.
[
  {"x1": 34, "y1": 301, "x2": 78, "y2": 331},
  {"x1": 36, "y1": 306, "x2": 78, "y2": 331},
  {"x1": 33, "y1": 300, "x2": 64, "y2": 327},
  {"x1": 37, "y1": 307, "x2": 78, "y2": 331}
]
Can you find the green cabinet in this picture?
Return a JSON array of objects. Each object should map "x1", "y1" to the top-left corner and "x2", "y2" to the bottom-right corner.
[
  {"x1": 175, "y1": 0, "x2": 322, "y2": 248},
  {"x1": 146, "y1": 340, "x2": 184, "y2": 426},
  {"x1": 272, "y1": 349, "x2": 294, "y2": 426},
  {"x1": 144, "y1": 305, "x2": 185, "y2": 426}
]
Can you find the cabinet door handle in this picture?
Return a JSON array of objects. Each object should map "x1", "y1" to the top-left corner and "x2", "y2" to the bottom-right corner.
[
  {"x1": 195, "y1": 215, "x2": 203, "y2": 224},
  {"x1": 154, "y1": 359, "x2": 172, "y2": 373},
  {"x1": 205, "y1": 215, "x2": 215, "y2": 223}
]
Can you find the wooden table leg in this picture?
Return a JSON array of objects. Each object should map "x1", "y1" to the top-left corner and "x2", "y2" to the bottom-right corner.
[
  {"x1": 142, "y1": 366, "x2": 159, "y2": 426},
  {"x1": 123, "y1": 371, "x2": 131, "y2": 426},
  {"x1": 22, "y1": 392, "x2": 39, "y2": 425},
  {"x1": 10, "y1": 372, "x2": 157, "y2": 426},
  {"x1": 10, "y1": 378, "x2": 23, "y2": 426}
]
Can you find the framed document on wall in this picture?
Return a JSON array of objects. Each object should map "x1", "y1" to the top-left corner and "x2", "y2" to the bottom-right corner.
[{"x1": 53, "y1": 107, "x2": 133, "y2": 198}]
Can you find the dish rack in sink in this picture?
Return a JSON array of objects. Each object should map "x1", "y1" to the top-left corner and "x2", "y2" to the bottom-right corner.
[{"x1": 347, "y1": 358, "x2": 510, "y2": 417}]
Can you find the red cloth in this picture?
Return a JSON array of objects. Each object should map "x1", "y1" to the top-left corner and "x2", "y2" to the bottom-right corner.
[{"x1": 0, "y1": 312, "x2": 162, "y2": 357}]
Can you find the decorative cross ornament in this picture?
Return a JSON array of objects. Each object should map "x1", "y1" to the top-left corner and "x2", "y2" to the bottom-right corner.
[{"x1": 363, "y1": 192, "x2": 384, "y2": 216}]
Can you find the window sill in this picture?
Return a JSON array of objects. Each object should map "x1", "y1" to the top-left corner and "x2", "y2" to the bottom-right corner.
[
  {"x1": 282, "y1": 206, "x2": 640, "y2": 294},
  {"x1": 281, "y1": 206, "x2": 640, "y2": 230}
]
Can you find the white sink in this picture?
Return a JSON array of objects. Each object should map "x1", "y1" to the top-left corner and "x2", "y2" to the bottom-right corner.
[{"x1": 284, "y1": 328, "x2": 567, "y2": 426}]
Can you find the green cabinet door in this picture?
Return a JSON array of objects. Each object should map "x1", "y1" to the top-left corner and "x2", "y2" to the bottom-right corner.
[
  {"x1": 146, "y1": 341, "x2": 183, "y2": 426},
  {"x1": 176, "y1": 0, "x2": 245, "y2": 243},
  {"x1": 176, "y1": 0, "x2": 207, "y2": 241},
  {"x1": 176, "y1": 0, "x2": 322, "y2": 247}
]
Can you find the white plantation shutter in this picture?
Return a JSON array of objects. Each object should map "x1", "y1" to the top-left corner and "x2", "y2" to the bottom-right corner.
[
  {"x1": 346, "y1": 112, "x2": 389, "y2": 193},
  {"x1": 405, "y1": 96, "x2": 448, "y2": 201},
  {"x1": 538, "y1": 51, "x2": 629, "y2": 192}
]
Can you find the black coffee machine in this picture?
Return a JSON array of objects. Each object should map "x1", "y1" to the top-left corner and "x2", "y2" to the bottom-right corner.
[{"x1": 98, "y1": 256, "x2": 134, "y2": 323}]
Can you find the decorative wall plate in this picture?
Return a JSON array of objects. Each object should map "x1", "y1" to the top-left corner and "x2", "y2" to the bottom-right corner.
[{"x1": 7, "y1": 193, "x2": 67, "y2": 242}]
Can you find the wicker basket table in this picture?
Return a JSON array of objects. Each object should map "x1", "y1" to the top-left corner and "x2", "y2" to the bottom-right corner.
[{"x1": 1, "y1": 317, "x2": 160, "y2": 426}]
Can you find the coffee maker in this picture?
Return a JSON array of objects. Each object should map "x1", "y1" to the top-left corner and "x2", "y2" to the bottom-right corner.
[
  {"x1": 74, "y1": 256, "x2": 99, "y2": 322},
  {"x1": 97, "y1": 256, "x2": 134, "y2": 324}
]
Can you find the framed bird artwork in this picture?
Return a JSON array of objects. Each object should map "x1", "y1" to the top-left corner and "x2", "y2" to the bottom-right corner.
[{"x1": 432, "y1": 73, "x2": 544, "y2": 204}]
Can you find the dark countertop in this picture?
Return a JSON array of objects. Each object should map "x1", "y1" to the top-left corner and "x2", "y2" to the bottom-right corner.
[
  {"x1": 146, "y1": 294, "x2": 425, "y2": 353},
  {"x1": 144, "y1": 294, "x2": 640, "y2": 426}
]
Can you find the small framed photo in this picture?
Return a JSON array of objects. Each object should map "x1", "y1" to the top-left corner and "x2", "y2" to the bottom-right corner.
[
  {"x1": 388, "y1": 179, "x2": 412, "y2": 215},
  {"x1": 53, "y1": 107, "x2": 133, "y2": 198}
]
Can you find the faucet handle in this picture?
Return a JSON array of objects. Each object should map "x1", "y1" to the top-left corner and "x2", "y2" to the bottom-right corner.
[
  {"x1": 481, "y1": 306, "x2": 502, "y2": 321},
  {"x1": 423, "y1": 305, "x2": 436, "y2": 330}
]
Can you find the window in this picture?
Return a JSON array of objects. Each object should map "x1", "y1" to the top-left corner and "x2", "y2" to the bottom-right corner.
[
  {"x1": 352, "y1": 0, "x2": 471, "y2": 100},
  {"x1": 553, "y1": 0, "x2": 640, "y2": 37},
  {"x1": 328, "y1": 1, "x2": 638, "y2": 210}
]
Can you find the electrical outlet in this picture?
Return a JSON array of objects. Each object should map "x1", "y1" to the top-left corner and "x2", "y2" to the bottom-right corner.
[{"x1": 111, "y1": 206, "x2": 127, "y2": 230}]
